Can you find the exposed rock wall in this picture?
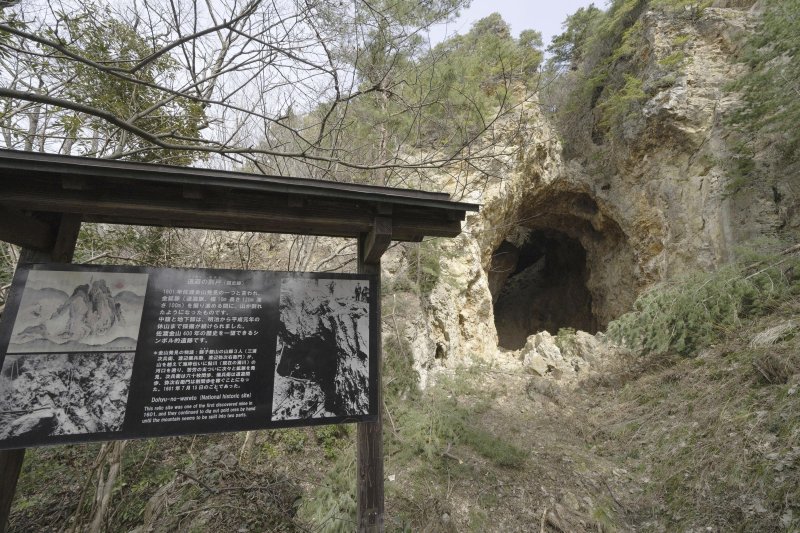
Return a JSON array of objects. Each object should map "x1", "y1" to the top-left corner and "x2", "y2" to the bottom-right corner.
[
  {"x1": 575, "y1": 3, "x2": 795, "y2": 275},
  {"x1": 400, "y1": 2, "x2": 797, "y2": 378},
  {"x1": 619, "y1": 5, "x2": 756, "y2": 273},
  {"x1": 273, "y1": 279, "x2": 369, "y2": 417},
  {"x1": 397, "y1": 107, "x2": 572, "y2": 381}
]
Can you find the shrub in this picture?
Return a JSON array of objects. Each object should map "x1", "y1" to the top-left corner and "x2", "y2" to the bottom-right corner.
[
  {"x1": 597, "y1": 73, "x2": 647, "y2": 130},
  {"x1": 658, "y1": 50, "x2": 687, "y2": 70},
  {"x1": 383, "y1": 333, "x2": 419, "y2": 401},
  {"x1": 297, "y1": 451, "x2": 356, "y2": 533},
  {"x1": 388, "y1": 371, "x2": 527, "y2": 469},
  {"x1": 406, "y1": 241, "x2": 442, "y2": 296},
  {"x1": 554, "y1": 327, "x2": 578, "y2": 353},
  {"x1": 608, "y1": 253, "x2": 800, "y2": 356},
  {"x1": 314, "y1": 425, "x2": 351, "y2": 460},
  {"x1": 721, "y1": 0, "x2": 800, "y2": 195}
]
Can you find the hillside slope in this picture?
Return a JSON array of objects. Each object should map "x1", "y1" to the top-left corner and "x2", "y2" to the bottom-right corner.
[{"x1": 6, "y1": 1, "x2": 800, "y2": 532}]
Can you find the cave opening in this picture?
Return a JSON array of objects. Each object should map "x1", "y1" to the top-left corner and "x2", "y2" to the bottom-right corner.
[
  {"x1": 490, "y1": 229, "x2": 597, "y2": 350},
  {"x1": 277, "y1": 331, "x2": 341, "y2": 414}
]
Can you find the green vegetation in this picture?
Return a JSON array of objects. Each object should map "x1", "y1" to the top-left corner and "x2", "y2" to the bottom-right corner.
[
  {"x1": 727, "y1": 0, "x2": 800, "y2": 189},
  {"x1": 382, "y1": 367, "x2": 529, "y2": 529},
  {"x1": 545, "y1": 0, "x2": 711, "y2": 157},
  {"x1": 56, "y1": 4, "x2": 205, "y2": 164},
  {"x1": 315, "y1": 11, "x2": 545, "y2": 185},
  {"x1": 405, "y1": 241, "x2": 443, "y2": 296},
  {"x1": 555, "y1": 327, "x2": 578, "y2": 353},
  {"x1": 546, "y1": 4, "x2": 603, "y2": 70},
  {"x1": 608, "y1": 248, "x2": 800, "y2": 356},
  {"x1": 596, "y1": 73, "x2": 647, "y2": 130},
  {"x1": 314, "y1": 425, "x2": 352, "y2": 460},
  {"x1": 547, "y1": 0, "x2": 797, "y2": 198},
  {"x1": 11, "y1": 444, "x2": 101, "y2": 530},
  {"x1": 386, "y1": 369, "x2": 527, "y2": 468},
  {"x1": 592, "y1": 288, "x2": 800, "y2": 531},
  {"x1": 658, "y1": 50, "x2": 687, "y2": 70},
  {"x1": 0, "y1": 1, "x2": 205, "y2": 164},
  {"x1": 546, "y1": 0, "x2": 649, "y2": 155},
  {"x1": 297, "y1": 449, "x2": 357, "y2": 533},
  {"x1": 410, "y1": 13, "x2": 543, "y2": 148},
  {"x1": 5, "y1": 1, "x2": 799, "y2": 531},
  {"x1": 383, "y1": 333, "x2": 419, "y2": 401},
  {"x1": 299, "y1": 364, "x2": 528, "y2": 532}
]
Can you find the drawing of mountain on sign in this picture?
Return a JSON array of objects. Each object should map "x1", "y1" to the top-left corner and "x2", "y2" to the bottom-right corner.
[{"x1": 8, "y1": 271, "x2": 148, "y2": 353}]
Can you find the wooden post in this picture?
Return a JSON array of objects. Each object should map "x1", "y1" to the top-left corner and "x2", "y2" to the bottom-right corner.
[
  {"x1": 356, "y1": 217, "x2": 391, "y2": 532},
  {"x1": 0, "y1": 213, "x2": 81, "y2": 533}
]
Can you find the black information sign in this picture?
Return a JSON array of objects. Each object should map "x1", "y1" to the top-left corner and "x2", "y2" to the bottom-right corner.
[{"x1": 0, "y1": 264, "x2": 378, "y2": 449}]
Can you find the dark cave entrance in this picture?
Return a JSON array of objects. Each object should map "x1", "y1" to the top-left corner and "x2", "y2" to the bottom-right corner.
[
  {"x1": 277, "y1": 331, "x2": 342, "y2": 414},
  {"x1": 490, "y1": 229, "x2": 597, "y2": 350}
]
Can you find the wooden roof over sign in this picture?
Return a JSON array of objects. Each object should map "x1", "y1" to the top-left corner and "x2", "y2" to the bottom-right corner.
[{"x1": 0, "y1": 149, "x2": 478, "y2": 253}]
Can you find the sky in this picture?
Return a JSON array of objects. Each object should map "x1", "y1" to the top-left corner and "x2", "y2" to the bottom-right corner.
[{"x1": 428, "y1": 0, "x2": 601, "y2": 48}]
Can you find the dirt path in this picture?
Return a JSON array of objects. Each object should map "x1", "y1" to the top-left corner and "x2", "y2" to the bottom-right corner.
[{"x1": 401, "y1": 367, "x2": 646, "y2": 533}]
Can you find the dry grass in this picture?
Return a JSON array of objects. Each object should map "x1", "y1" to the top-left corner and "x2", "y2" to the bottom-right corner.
[{"x1": 583, "y1": 298, "x2": 800, "y2": 531}]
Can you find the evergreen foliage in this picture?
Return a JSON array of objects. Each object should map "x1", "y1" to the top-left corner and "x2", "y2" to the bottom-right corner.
[
  {"x1": 596, "y1": 73, "x2": 646, "y2": 130},
  {"x1": 608, "y1": 251, "x2": 800, "y2": 356},
  {"x1": 386, "y1": 370, "x2": 527, "y2": 469},
  {"x1": 306, "y1": 12, "x2": 544, "y2": 184},
  {"x1": 728, "y1": 0, "x2": 800, "y2": 186},
  {"x1": 547, "y1": 4, "x2": 603, "y2": 71},
  {"x1": 242, "y1": 8, "x2": 545, "y2": 184},
  {"x1": 297, "y1": 449, "x2": 357, "y2": 533},
  {"x1": 406, "y1": 241, "x2": 443, "y2": 296},
  {"x1": 54, "y1": 5, "x2": 205, "y2": 164},
  {"x1": 383, "y1": 333, "x2": 419, "y2": 401},
  {"x1": 0, "y1": 2, "x2": 205, "y2": 162},
  {"x1": 544, "y1": 0, "x2": 649, "y2": 156},
  {"x1": 545, "y1": 0, "x2": 711, "y2": 158},
  {"x1": 414, "y1": 13, "x2": 542, "y2": 146}
]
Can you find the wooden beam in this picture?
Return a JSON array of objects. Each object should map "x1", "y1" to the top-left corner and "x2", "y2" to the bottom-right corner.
[
  {"x1": 392, "y1": 218, "x2": 462, "y2": 239},
  {"x1": 0, "y1": 206, "x2": 55, "y2": 251},
  {"x1": 0, "y1": 214, "x2": 81, "y2": 533},
  {"x1": 50, "y1": 214, "x2": 81, "y2": 264},
  {"x1": 362, "y1": 217, "x2": 392, "y2": 266},
  {"x1": 2, "y1": 188, "x2": 376, "y2": 237},
  {"x1": 356, "y1": 233, "x2": 385, "y2": 532},
  {"x1": 2, "y1": 186, "x2": 464, "y2": 241},
  {"x1": 0, "y1": 161, "x2": 477, "y2": 242},
  {"x1": 61, "y1": 176, "x2": 90, "y2": 191},
  {"x1": 0, "y1": 149, "x2": 476, "y2": 213},
  {"x1": 287, "y1": 195, "x2": 305, "y2": 208},
  {"x1": 181, "y1": 186, "x2": 204, "y2": 200}
]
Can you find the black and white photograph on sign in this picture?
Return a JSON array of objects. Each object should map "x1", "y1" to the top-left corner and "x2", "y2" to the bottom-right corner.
[
  {"x1": 8, "y1": 270, "x2": 148, "y2": 353},
  {"x1": 0, "y1": 352, "x2": 134, "y2": 439},
  {"x1": 272, "y1": 278, "x2": 370, "y2": 421}
]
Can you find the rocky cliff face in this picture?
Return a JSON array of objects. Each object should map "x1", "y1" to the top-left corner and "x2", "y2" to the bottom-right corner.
[
  {"x1": 395, "y1": 1, "x2": 797, "y2": 382},
  {"x1": 272, "y1": 279, "x2": 369, "y2": 419},
  {"x1": 599, "y1": 3, "x2": 793, "y2": 274}
]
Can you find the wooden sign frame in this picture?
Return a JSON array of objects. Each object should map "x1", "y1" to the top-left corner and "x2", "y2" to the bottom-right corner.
[
  {"x1": 0, "y1": 264, "x2": 379, "y2": 450},
  {"x1": 0, "y1": 150, "x2": 478, "y2": 533}
]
